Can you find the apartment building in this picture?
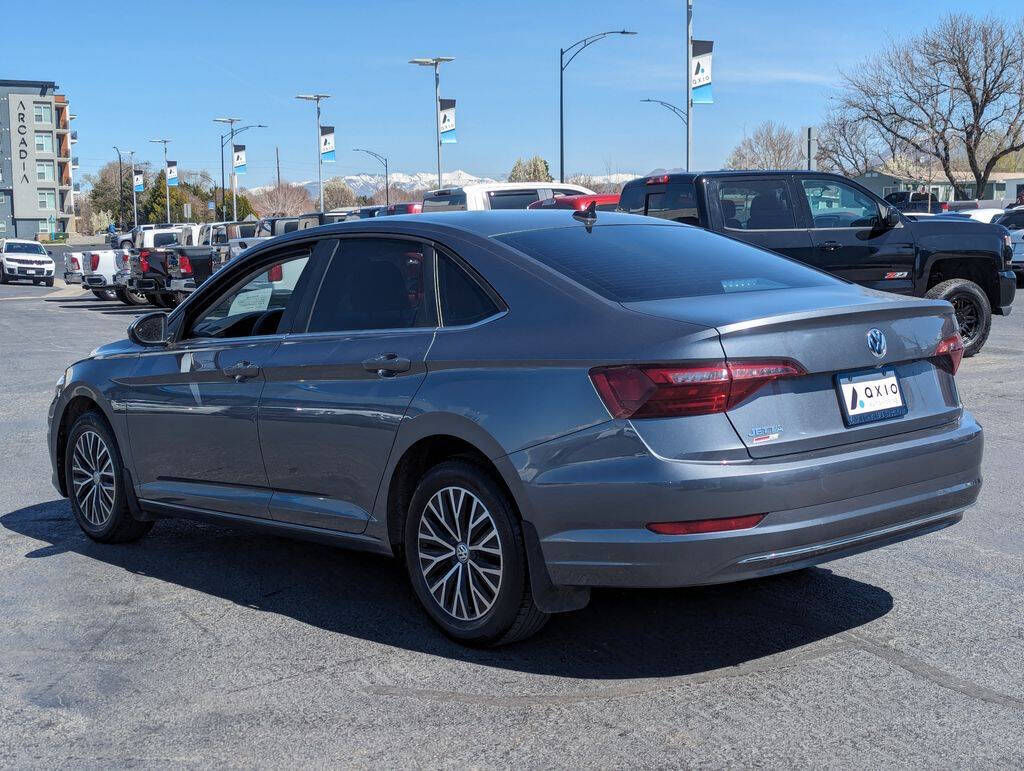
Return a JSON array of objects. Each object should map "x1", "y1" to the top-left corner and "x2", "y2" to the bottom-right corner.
[{"x1": 0, "y1": 79, "x2": 77, "y2": 238}]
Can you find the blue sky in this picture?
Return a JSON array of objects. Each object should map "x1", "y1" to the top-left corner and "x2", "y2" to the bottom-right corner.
[{"x1": 8, "y1": 0, "x2": 1019, "y2": 187}]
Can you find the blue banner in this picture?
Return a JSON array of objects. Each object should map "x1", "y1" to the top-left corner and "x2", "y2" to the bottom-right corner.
[
  {"x1": 320, "y1": 126, "x2": 335, "y2": 163},
  {"x1": 166, "y1": 161, "x2": 178, "y2": 187},
  {"x1": 133, "y1": 170, "x2": 144, "y2": 193}
]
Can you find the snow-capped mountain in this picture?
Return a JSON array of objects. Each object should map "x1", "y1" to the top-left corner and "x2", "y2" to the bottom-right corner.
[{"x1": 247, "y1": 170, "x2": 639, "y2": 198}]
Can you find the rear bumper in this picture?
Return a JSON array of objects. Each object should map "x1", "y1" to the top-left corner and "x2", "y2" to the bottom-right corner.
[
  {"x1": 169, "y1": 278, "x2": 196, "y2": 292},
  {"x1": 84, "y1": 274, "x2": 108, "y2": 288},
  {"x1": 129, "y1": 275, "x2": 166, "y2": 292},
  {"x1": 995, "y1": 269, "x2": 1016, "y2": 314},
  {"x1": 63, "y1": 272, "x2": 82, "y2": 284},
  {"x1": 114, "y1": 270, "x2": 130, "y2": 287},
  {"x1": 511, "y1": 413, "x2": 983, "y2": 589}
]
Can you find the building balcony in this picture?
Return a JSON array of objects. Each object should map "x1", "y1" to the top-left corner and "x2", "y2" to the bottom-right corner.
[
  {"x1": 71, "y1": 156, "x2": 79, "y2": 169},
  {"x1": 69, "y1": 130, "x2": 78, "y2": 144}
]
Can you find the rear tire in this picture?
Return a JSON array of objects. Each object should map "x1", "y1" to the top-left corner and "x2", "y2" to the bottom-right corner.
[
  {"x1": 404, "y1": 460, "x2": 548, "y2": 646},
  {"x1": 144, "y1": 292, "x2": 164, "y2": 307},
  {"x1": 64, "y1": 411, "x2": 153, "y2": 544},
  {"x1": 926, "y1": 278, "x2": 991, "y2": 357},
  {"x1": 116, "y1": 287, "x2": 149, "y2": 306},
  {"x1": 92, "y1": 288, "x2": 117, "y2": 301}
]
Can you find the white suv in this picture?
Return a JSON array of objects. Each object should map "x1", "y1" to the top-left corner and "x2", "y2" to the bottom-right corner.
[
  {"x1": 0, "y1": 239, "x2": 55, "y2": 286},
  {"x1": 422, "y1": 182, "x2": 595, "y2": 212}
]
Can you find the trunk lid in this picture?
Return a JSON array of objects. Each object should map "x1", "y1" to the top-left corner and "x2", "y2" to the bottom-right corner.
[{"x1": 624, "y1": 287, "x2": 962, "y2": 458}]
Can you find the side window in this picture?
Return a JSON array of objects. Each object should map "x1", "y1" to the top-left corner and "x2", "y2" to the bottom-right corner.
[
  {"x1": 617, "y1": 184, "x2": 646, "y2": 214},
  {"x1": 487, "y1": 190, "x2": 540, "y2": 209},
  {"x1": 306, "y1": 239, "x2": 434, "y2": 333},
  {"x1": 438, "y1": 252, "x2": 500, "y2": 326},
  {"x1": 187, "y1": 252, "x2": 311, "y2": 339},
  {"x1": 646, "y1": 182, "x2": 700, "y2": 225},
  {"x1": 801, "y1": 179, "x2": 881, "y2": 228},
  {"x1": 719, "y1": 180, "x2": 797, "y2": 230}
]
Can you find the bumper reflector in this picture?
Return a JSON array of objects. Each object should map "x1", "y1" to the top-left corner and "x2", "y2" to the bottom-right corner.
[{"x1": 647, "y1": 514, "x2": 766, "y2": 535}]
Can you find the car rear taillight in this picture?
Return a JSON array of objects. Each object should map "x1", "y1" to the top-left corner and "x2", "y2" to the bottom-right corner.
[
  {"x1": 645, "y1": 174, "x2": 670, "y2": 185},
  {"x1": 940, "y1": 202, "x2": 949, "y2": 211},
  {"x1": 267, "y1": 264, "x2": 283, "y2": 282},
  {"x1": 647, "y1": 514, "x2": 766, "y2": 535},
  {"x1": 935, "y1": 333, "x2": 965, "y2": 375},
  {"x1": 178, "y1": 255, "x2": 192, "y2": 275},
  {"x1": 589, "y1": 360, "x2": 806, "y2": 419},
  {"x1": 90, "y1": 253, "x2": 100, "y2": 271},
  {"x1": 69, "y1": 256, "x2": 80, "y2": 270},
  {"x1": 139, "y1": 249, "x2": 150, "y2": 273}
]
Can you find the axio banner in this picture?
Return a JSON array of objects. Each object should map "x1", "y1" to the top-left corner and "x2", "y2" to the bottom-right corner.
[
  {"x1": 166, "y1": 161, "x2": 178, "y2": 187},
  {"x1": 320, "y1": 126, "x2": 335, "y2": 162},
  {"x1": 691, "y1": 40, "x2": 713, "y2": 104},
  {"x1": 439, "y1": 98, "x2": 457, "y2": 144},
  {"x1": 133, "y1": 170, "x2": 144, "y2": 193},
  {"x1": 233, "y1": 144, "x2": 247, "y2": 175}
]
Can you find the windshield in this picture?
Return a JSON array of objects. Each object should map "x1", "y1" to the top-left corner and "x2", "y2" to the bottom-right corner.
[
  {"x1": 3, "y1": 242, "x2": 47, "y2": 255},
  {"x1": 496, "y1": 224, "x2": 837, "y2": 302}
]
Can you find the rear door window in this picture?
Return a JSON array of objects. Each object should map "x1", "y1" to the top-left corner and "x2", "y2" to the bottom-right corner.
[
  {"x1": 645, "y1": 182, "x2": 700, "y2": 225},
  {"x1": 496, "y1": 224, "x2": 836, "y2": 302},
  {"x1": 487, "y1": 190, "x2": 540, "y2": 209},
  {"x1": 437, "y1": 252, "x2": 500, "y2": 326},
  {"x1": 718, "y1": 179, "x2": 797, "y2": 230},
  {"x1": 306, "y1": 239, "x2": 435, "y2": 332}
]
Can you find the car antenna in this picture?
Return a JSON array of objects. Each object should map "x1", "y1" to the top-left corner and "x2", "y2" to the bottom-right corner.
[{"x1": 572, "y1": 200, "x2": 598, "y2": 229}]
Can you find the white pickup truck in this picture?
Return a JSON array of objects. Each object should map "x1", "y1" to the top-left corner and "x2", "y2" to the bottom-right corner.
[{"x1": 80, "y1": 248, "x2": 132, "y2": 301}]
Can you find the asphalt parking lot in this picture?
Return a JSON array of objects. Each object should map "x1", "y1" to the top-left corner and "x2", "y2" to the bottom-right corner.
[{"x1": 0, "y1": 282, "x2": 1021, "y2": 767}]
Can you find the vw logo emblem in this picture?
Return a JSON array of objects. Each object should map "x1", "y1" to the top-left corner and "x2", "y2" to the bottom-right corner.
[
  {"x1": 455, "y1": 543, "x2": 470, "y2": 564},
  {"x1": 866, "y1": 328, "x2": 887, "y2": 358}
]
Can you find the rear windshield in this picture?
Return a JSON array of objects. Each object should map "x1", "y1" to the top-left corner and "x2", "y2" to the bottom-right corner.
[
  {"x1": 237, "y1": 224, "x2": 257, "y2": 238},
  {"x1": 617, "y1": 181, "x2": 700, "y2": 226},
  {"x1": 487, "y1": 190, "x2": 540, "y2": 210},
  {"x1": 495, "y1": 224, "x2": 836, "y2": 302},
  {"x1": 423, "y1": 194, "x2": 467, "y2": 212},
  {"x1": 153, "y1": 233, "x2": 178, "y2": 247},
  {"x1": 3, "y1": 242, "x2": 47, "y2": 255}
]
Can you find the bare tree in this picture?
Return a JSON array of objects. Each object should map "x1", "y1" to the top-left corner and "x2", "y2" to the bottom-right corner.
[
  {"x1": 246, "y1": 182, "x2": 314, "y2": 216},
  {"x1": 724, "y1": 121, "x2": 803, "y2": 170},
  {"x1": 841, "y1": 13, "x2": 1024, "y2": 198},
  {"x1": 815, "y1": 108, "x2": 888, "y2": 177}
]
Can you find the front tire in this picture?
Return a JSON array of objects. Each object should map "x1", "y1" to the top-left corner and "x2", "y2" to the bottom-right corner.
[
  {"x1": 45, "y1": 277, "x2": 54, "y2": 287},
  {"x1": 926, "y1": 278, "x2": 991, "y2": 357},
  {"x1": 64, "y1": 411, "x2": 153, "y2": 543},
  {"x1": 404, "y1": 461, "x2": 548, "y2": 646}
]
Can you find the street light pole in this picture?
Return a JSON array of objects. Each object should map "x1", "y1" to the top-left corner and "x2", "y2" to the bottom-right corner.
[
  {"x1": 295, "y1": 94, "x2": 331, "y2": 212},
  {"x1": 409, "y1": 57, "x2": 454, "y2": 190},
  {"x1": 353, "y1": 148, "x2": 389, "y2": 206},
  {"x1": 559, "y1": 30, "x2": 636, "y2": 183},
  {"x1": 641, "y1": 99, "x2": 687, "y2": 165},
  {"x1": 113, "y1": 146, "x2": 125, "y2": 229},
  {"x1": 686, "y1": 0, "x2": 694, "y2": 172},
  {"x1": 214, "y1": 120, "x2": 266, "y2": 221},
  {"x1": 127, "y1": 150, "x2": 138, "y2": 228},
  {"x1": 149, "y1": 139, "x2": 171, "y2": 223}
]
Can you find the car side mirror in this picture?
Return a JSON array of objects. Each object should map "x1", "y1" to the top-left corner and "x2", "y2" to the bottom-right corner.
[
  {"x1": 128, "y1": 312, "x2": 169, "y2": 346},
  {"x1": 884, "y1": 206, "x2": 900, "y2": 228}
]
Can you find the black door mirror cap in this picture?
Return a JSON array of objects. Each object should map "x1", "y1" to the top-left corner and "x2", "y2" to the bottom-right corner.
[
  {"x1": 884, "y1": 206, "x2": 901, "y2": 228},
  {"x1": 128, "y1": 311, "x2": 169, "y2": 346}
]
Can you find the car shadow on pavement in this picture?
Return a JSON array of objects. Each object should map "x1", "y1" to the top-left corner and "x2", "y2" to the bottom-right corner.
[{"x1": 2, "y1": 500, "x2": 893, "y2": 680}]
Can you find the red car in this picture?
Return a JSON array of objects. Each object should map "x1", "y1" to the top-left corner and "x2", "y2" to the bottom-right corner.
[
  {"x1": 385, "y1": 202, "x2": 423, "y2": 215},
  {"x1": 526, "y1": 193, "x2": 619, "y2": 211}
]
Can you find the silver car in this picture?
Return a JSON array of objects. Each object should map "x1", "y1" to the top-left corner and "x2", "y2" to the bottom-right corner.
[{"x1": 47, "y1": 211, "x2": 982, "y2": 645}]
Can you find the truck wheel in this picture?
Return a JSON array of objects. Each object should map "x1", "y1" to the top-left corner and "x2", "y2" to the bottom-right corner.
[
  {"x1": 0, "y1": 263, "x2": 7, "y2": 284},
  {"x1": 144, "y1": 293, "x2": 164, "y2": 307},
  {"x1": 45, "y1": 278, "x2": 54, "y2": 287},
  {"x1": 926, "y1": 278, "x2": 991, "y2": 357},
  {"x1": 115, "y1": 287, "x2": 148, "y2": 306},
  {"x1": 92, "y1": 288, "x2": 117, "y2": 301}
]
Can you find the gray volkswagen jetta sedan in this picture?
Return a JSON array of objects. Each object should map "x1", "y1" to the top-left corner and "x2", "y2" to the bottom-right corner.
[{"x1": 48, "y1": 210, "x2": 982, "y2": 645}]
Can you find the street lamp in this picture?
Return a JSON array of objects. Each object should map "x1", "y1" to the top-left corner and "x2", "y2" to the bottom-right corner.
[
  {"x1": 113, "y1": 146, "x2": 126, "y2": 228},
  {"x1": 295, "y1": 94, "x2": 331, "y2": 212},
  {"x1": 353, "y1": 148, "x2": 389, "y2": 206},
  {"x1": 125, "y1": 149, "x2": 137, "y2": 228},
  {"x1": 560, "y1": 30, "x2": 636, "y2": 183},
  {"x1": 149, "y1": 138, "x2": 171, "y2": 223},
  {"x1": 214, "y1": 118, "x2": 266, "y2": 221},
  {"x1": 409, "y1": 57, "x2": 454, "y2": 189},
  {"x1": 641, "y1": 99, "x2": 687, "y2": 166}
]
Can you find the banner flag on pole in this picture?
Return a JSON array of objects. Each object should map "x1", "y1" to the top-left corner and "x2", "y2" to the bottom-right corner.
[
  {"x1": 320, "y1": 126, "x2": 335, "y2": 162},
  {"x1": 133, "y1": 169, "x2": 144, "y2": 193},
  {"x1": 233, "y1": 144, "x2": 247, "y2": 175},
  {"x1": 439, "y1": 98, "x2": 457, "y2": 144},
  {"x1": 691, "y1": 40, "x2": 713, "y2": 104},
  {"x1": 166, "y1": 161, "x2": 179, "y2": 187}
]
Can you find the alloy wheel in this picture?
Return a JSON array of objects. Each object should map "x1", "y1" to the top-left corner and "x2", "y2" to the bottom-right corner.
[
  {"x1": 71, "y1": 429, "x2": 116, "y2": 527},
  {"x1": 951, "y1": 295, "x2": 981, "y2": 345},
  {"x1": 417, "y1": 486, "x2": 503, "y2": 621}
]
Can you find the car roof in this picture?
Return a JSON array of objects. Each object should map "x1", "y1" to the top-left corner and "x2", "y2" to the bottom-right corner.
[
  {"x1": 627, "y1": 169, "x2": 860, "y2": 185},
  {"x1": 426, "y1": 182, "x2": 595, "y2": 196},
  {"x1": 1, "y1": 238, "x2": 43, "y2": 245},
  {"x1": 527, "y1": 193, "x2": 620, "y2": 210}
]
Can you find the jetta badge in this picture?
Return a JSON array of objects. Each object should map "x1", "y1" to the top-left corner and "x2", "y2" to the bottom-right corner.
[{"x1": 866, "y1": 328, "x2": 887, "y2": 358}]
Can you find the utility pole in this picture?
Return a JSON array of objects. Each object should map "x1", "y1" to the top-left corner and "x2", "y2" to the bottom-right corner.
[
  {"x1": 127, "y1": 150, "x2": 138, "y2": 228},
  {"x1": 295, "y1": 94, "x2": 331, "y2": 212},
  {"x1": 409, "y1": 58, "x2": 454, "y2": 189},
  {"x1": 113, "y1": 146, "x2": 125, "y2": 228},
  {"x1": 686, "y1": 0, "x2": 693, "y2": 172},
  {"x1": 276, "y1": 146, "x2": 281, "y2": 189},
  {"x1": 149, "y1": 139, "x2": 171, "y2": 223}
]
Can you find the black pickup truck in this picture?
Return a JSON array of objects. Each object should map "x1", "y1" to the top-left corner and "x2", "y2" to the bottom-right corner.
[{"x1": 618, "y1": 170, "x2": 1016, "y2": 356}]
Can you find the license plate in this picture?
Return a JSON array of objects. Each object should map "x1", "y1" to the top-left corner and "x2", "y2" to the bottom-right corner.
[
  {"x1": 836, "y1": 369, "x2": 907, "y2": 426},
  {"x1": 28, "y1": 269, "x2": 40, "y2": 275}
]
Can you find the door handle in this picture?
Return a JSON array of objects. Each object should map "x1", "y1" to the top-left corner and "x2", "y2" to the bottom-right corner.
[
  {"x1": 362, "y1": 353, "x2": 412, "y2": 376},
  {"x1": 222, "y1": 360, "x2": 262, "y2": 382},
  {"x1": 822, "y1": 240, "x2": 843, "y2": 252}
]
